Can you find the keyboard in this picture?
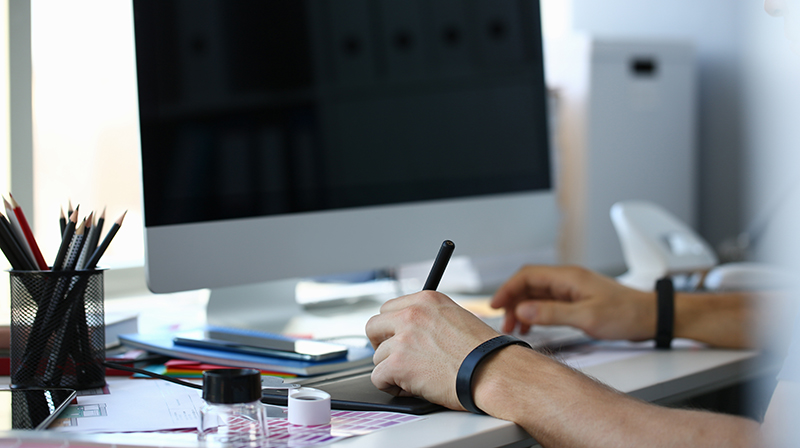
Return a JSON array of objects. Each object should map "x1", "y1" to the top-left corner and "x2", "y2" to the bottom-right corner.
[{"x1": 482, "y1": 315, "x2": 590, "y2": 349}]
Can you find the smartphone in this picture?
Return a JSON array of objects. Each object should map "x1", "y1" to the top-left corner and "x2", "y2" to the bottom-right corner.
[
  {"x1": 0, "y1": 388, "x2": 77, "y2": 430},
  {"x1": 173, "y1": 330, "x2": 348, "y2": 362}
]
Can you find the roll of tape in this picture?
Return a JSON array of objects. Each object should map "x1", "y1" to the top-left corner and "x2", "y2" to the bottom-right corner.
[{"x1": 288, "y1": 387, "x2": 331, "y2": 426}]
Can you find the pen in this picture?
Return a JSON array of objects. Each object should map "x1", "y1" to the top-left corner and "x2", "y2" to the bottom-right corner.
[{"x1": 423, "y1": 240, "x2": 455, "y2": 291}]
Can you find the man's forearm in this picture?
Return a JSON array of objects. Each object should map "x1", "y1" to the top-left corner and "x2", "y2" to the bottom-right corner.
[
  {"x1": 473, "y1": 346, "x2": 760, "y2": 447},
  {"x1": 674, "y1": 292, "x2": 761, "y2": 349}
]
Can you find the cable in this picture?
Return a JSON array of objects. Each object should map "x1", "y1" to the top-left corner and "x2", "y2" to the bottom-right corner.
[
  {"x1": 102, "y1": 361, "x2": 202, "y2": 390},
  {"x1": 106, "y1": 354, "x2": 171, "y2": 364}
]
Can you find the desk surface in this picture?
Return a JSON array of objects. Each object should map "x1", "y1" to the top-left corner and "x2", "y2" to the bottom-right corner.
[
  {"x1": 0, "y1": 293, "x2": 782, "y2": 448},
  {"x1": 330, "y1": 347, "x2": 774, "y2": 448},
  {"x1": 0, "y1": 346, "x2": 774, "y2": 448}
]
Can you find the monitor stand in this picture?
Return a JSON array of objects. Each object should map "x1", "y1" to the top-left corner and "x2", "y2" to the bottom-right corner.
[
  {"x1": 206, "y1": 279, "x2": 303, "y2": 334},
  {"x1": 205, "y1": 276, "x2": 394, "y2": 341}
]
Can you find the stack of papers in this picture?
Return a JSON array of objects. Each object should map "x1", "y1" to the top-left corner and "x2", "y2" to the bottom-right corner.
[{"x1": 142, "y1": 359, "x2": 298, "y2": 379}]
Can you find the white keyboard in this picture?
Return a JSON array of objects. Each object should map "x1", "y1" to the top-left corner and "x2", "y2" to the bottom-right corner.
[{"x1": 482, "y1": 315, "x2": 590, "y2": 349}]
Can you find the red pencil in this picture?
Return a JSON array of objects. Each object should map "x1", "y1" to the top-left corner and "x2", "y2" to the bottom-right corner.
[{"x1": 8, "y1": 194, "x2": 48, "y2": 270}]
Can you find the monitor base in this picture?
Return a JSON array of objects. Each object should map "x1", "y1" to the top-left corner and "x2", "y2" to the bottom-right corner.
[{"x1": 206, "y1": 279, "x2": 303, "y2": 334}]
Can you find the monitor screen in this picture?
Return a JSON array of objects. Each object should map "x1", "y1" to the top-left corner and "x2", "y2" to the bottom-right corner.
[{"x1": 133, "y1": 0, "x2": 557, "y2": 325}]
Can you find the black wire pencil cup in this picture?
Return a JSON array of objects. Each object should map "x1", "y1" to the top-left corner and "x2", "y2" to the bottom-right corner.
[
  {"x1": 10, "y1": 269, "x2": 105, "y2": 389},
  {"x1": 1, "y1": 199, "x2": 126, "y2": 390}
]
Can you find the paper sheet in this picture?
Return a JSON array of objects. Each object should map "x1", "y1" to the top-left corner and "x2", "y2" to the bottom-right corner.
[
  {"x1": 555, "y1": 338, "x2": 705, "y2": 370},
  {"x1": 51, "y1": 379, "x2": 205, "y2": 433},
  {"x1": 47, "y1": 378, "x2": 426, "y2": 448},
  {"x1": 259, "y1": 410, "x2": 425, "y2": 447}
]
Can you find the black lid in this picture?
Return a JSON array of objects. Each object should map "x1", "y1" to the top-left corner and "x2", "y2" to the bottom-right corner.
[{"x1": 202, "y1": 369, "x2": 262, "y2": 404}]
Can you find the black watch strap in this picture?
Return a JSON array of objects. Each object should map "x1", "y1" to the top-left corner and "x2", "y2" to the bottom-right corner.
[
  {"x1": 655, "y1": 277, "x2": 674, "y2": 349},
  {"x1": 456, "y1": 335, "x2": 531, "y2": 414}
]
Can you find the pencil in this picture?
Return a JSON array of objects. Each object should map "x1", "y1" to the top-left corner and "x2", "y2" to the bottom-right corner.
[
  {"x1": 0, "y1": 211, "x2": 35, "y2": 270},
  {"x1": 62, "y1": 219, "x2": 87, "y2": 270},
  {"x1": 0, "y1": 213, "x2": 25, "y2": 269},
  {"x1": 85, "y1": 208, "x2": 104, "y2": 260},
  {"x1": 8, "y1": 194, "x2": 48, "y2": 270},
  {"x1": 37, "y1": 222, "x2": 87, "y2": 380},
  {"x1": 52, "y1": 207, "x2": 79, "y2": 271},
  {"x1": 423, "y1": 240, "x2": 455, "y2": 291},
  {"x1": 84, "y1": 211, "x2": 126, "y2": 270},
  {"x1": 59, "y1": 207, "x2": 66, "y2": 237},
  {"x1": 4, "y1": 197, "x2": 37, "y2": 269},
  {"x1": 20, "y1": 218, "x2": 84, "y2": 380},
  {"x1": 75, "y1": 212, "x2": 94, "y2": 270}
]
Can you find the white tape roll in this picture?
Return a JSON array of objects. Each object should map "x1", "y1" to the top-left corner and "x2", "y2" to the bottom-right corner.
[{"x1": 288, "y1": 387, "x2": 331, "y2": 426}]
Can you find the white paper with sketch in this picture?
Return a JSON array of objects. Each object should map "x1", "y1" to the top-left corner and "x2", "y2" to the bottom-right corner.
[{"x1": 50, "y1": 379, "x2": 204, "y2": 433}]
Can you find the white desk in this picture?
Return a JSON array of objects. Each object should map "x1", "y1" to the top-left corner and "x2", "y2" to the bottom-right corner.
[
  {"x1": 0, "y1": 293, "x2": 782, "y2": 448},
  {"x1": 0, "y1": 345, "x2": 776, "y2": 448},
  {"x1": 336, "y1": 347, "x2": 775, "y2": 448}
]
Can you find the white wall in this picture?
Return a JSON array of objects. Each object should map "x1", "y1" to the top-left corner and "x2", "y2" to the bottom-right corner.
[
  {"x1": 570, "y1": 0, "x2": 745, "y2": 253},
  {"x1": 737, "y1": 1, "x2": 800, "y2": 270},
  {"x1": 567, "y1": 0, "x2": 800, "y2": 269}
]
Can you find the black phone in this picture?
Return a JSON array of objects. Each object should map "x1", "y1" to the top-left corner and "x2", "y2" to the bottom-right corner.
[
  {"x1": 0, "y1": 388, "x2": 77, "y2": 430},
  {"x1": 173, "y1": 329, "x2": 348, "y2": 362}
]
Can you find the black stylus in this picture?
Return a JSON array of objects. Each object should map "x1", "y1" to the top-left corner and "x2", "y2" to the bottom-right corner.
[{"x1": 422, "y1": 240, "x2": 455, "y2": 291}]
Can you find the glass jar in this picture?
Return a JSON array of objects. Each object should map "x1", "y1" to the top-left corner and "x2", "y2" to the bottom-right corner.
[{"x1": 198, "y1": 369, "x2": 266, "y2": 446}]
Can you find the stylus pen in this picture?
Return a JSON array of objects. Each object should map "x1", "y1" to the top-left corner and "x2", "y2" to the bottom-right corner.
[{"x1": 423, "y1": 240, "x2": 455, "y2": 291}]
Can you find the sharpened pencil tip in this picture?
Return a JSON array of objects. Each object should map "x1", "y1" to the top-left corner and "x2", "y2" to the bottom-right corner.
[{"x1": 75, "y1": 220, "x2": 86, "y2": 236}]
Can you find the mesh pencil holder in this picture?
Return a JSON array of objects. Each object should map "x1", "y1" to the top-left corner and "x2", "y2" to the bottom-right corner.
[{"x1": 9, "y1": 269, "x2": 105, "y2": 390}]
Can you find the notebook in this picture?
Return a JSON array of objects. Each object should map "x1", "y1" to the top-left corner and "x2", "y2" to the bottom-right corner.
[{"x1": 118, "y1": 328, "x2": 374, "y2": 376}]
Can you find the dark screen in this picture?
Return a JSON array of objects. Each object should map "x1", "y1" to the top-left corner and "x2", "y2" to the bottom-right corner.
[
  {"x1": 133, "y1": 0, "x2": 550, "y2": 227},
  {"x1": 0, "y1": 389, "x2": 76, "y2": 430}
]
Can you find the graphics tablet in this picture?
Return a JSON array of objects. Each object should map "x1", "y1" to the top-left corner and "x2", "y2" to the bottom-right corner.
[
  {"x1": 0, "y1": 388, "x2": 77, "y2": 430},
  {"x1": 261, "y1": 367, "x2": 443, "y2": 415}
]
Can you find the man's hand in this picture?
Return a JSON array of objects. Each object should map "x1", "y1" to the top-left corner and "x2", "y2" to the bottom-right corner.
[
  {"x1": 365, "y1": 291, "x2": 499, "y2": 410},
  {"x1": 491, "y1": 265, "x2": 656, "y2": 341}
]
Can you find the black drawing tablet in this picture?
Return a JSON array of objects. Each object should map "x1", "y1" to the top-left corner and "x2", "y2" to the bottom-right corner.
[{"x1": 261, "y1": 370, "x2": 443, "y2": 415}]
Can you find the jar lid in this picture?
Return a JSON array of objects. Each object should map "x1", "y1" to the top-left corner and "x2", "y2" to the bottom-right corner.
[{"x1": 202, "y1": 368, "x2": 262, "y2": 404}]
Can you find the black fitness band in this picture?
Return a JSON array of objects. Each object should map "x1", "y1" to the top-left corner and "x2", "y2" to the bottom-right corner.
[
  {"x1": 655, "y1": 277, "x2": 674, "y2": 349},
  {"x1": 456, "y1": 335, "x2": 532, "y2": 414}
]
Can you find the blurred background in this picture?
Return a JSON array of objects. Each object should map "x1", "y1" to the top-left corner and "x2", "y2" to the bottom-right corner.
[{"x1": 0, "y1": 0, "x2": 796, "y2": 328}]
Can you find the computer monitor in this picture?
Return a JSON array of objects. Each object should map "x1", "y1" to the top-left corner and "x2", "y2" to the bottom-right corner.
[{"x1": 133, "y1": 0, "x2": 558, "y2": 330}]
